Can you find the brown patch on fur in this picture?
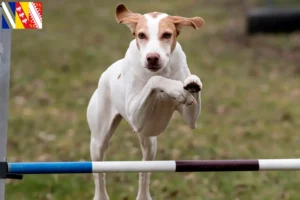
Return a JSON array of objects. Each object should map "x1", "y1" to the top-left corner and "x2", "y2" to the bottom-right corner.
[
  {"x1": 116, "y1": 5, "x2": 148, "y2": 50},
  {"x1": 159, "y1": 17, "x2": 178, "y2": 52},
  {"x1": 117, "y1": 73, "x2": 121, "y2": 79},
  {"x1": 135, "y1": 16, "x2": 148, "y2": 34},
  {"x1": 116, "y1": 4, "x2": 131, "y2": 21},
  {"x1": 115, "y1": 4, "x2": 142, "y2": 35},
  {"x1": 147, "y1": 12, "x2": 163, "y2": 18},
  {"x1": 135, "y1": 16, "x2": 149, "y2": 49},
  {"x1": 168, "y1": 16, "x2": 205, "y2": 32},
  {"x1": 157, "y1": 16, "x2": 205, "y2": 52}
]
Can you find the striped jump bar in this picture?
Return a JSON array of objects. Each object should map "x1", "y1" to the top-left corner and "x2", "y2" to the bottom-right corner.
[{"x1": 7, "y1": 159, "x2": 300, "y2": 174}]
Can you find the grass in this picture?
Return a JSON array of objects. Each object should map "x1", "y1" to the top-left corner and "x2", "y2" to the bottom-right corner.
[{"x1": 4, "y1": 0, "x2": 300, "y2": 199}]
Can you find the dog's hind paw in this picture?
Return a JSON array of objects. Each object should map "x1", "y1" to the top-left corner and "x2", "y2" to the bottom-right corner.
[{"x1": 93, "y1": 194, "x2": 109, "y2": 200}]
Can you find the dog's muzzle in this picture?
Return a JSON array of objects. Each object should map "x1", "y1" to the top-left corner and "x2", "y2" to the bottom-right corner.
[{"x1": 146, "y1": 53, "x2": 161, "y2": 72}]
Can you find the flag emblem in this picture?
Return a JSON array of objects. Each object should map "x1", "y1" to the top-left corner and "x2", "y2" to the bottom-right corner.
[{"x1": 1, "y1": 2, "x2": 42, "y2": 29}]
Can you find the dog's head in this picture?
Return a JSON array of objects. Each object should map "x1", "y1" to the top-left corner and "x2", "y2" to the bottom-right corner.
[{"x1": 116, "y1": 4, "x2": 204, "y2": 72}]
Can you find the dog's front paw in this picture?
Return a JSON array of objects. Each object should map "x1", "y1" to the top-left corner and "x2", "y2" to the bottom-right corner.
[
  {"x1": 165, "y1": 81, "x2": 196, "y2": 105},
  {"x1": 184, "y1": 75, "x2": 202, "y2": 93},
  {"x1": 170, "y1": 90, "x2": 195, "y2": 105}
]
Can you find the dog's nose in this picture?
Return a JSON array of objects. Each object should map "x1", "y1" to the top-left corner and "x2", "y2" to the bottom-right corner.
[{"x1": 146, "y1": 53, "x2": 160, "y2": 65}]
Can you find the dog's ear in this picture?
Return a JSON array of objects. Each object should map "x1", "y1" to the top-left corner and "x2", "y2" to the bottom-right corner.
[
  {"x1": 116, "y1": 4, "x2": 142, "y2": 35},
  {"x1": 168, "y1": 16, "x2": 205, "y2": 36}
]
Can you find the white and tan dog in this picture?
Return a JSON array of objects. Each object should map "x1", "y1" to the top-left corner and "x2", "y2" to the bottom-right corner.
[{"x1": 87, "y1": 4, "x2": 204, "y2": 200}]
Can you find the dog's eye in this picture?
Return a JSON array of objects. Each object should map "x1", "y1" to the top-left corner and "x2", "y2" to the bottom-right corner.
[
  {"x1": 162, "y1": 32, "x2": 172, "y2": 39},
  {"x1": 138, "y1": 33, "x2": 146, "y2": 39}
]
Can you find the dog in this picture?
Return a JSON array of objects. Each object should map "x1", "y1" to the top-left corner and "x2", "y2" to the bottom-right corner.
[{"x1": 87, "y1": 4, "x2": 204, "y2": 200}]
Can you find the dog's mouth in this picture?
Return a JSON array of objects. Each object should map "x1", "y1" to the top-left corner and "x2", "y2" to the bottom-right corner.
[{"x1": 146, "y1": 64, "x2": 161, "y2": 72}]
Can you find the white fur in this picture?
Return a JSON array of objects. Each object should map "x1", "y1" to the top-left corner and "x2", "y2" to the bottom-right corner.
[
  {"x1": 87, "y1": 15, "x2": 202, "y2": 200},
  {"x1": 139, "y1": 14, "x2": 169, "y2": 69}
]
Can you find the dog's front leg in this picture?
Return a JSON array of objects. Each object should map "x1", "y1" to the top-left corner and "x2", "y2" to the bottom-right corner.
[
  {"x1": 126, "y1": 76, "x2": 195, "y2": 133},
  {"x1": 177, "y1": 75, "x2": 202, "y2": 129}
]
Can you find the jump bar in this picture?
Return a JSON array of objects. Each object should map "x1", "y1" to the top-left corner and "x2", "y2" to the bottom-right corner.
[{"x1": 5, "y1": 159, "x2": 300, "y2": 174}]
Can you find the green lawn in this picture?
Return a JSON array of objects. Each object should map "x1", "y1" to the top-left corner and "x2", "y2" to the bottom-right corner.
[{"x1": 5, "y1": 0, "x2": 300, "y2": 199}]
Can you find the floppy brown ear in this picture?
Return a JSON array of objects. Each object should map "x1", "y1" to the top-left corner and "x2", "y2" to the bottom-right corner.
[
  {"x1": 168, "y1": 16, "x2": 205, "y2": 35},
  {"x1": 115, "y1": 4, "x2": 142, "y2": 35}
]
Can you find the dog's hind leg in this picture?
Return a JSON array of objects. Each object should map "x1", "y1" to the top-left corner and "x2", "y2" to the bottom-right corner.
[
  {"x1": 136, "y1": 134, "x2": 157, "y2": 200},
  {"x1": 87, "y1": 87, "x2": 122, "y2": 200}
]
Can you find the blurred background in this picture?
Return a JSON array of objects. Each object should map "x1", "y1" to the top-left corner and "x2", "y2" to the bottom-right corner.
[{"x1": 5, "y1": 0, "x2": 300, "y2": 199}]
